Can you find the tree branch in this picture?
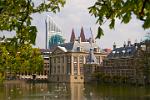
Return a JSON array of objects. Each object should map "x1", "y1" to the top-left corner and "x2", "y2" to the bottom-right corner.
[{"x1": 139, "y1": 0, "x2": 147, "y2": 17}]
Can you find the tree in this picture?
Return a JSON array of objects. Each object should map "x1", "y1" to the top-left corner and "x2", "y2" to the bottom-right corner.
[
  {"x1": 0, "y1": 0, "x2": 65, "y2": 81},
  {"x1": 0, "y1": 46, "x2": 11, "y2": 81},
  {"x1": 0, "y1": 0, "x2": 65, "y2": 44},
  {"x1": 17, "y1": 43, "x2": 44, "y2": 75},
  {"x1": 0, "y1": 37, "x2": 44, "y2": 80},
  {"x1": 89, "y1": 0, "x2": 150, "y2": 38}
]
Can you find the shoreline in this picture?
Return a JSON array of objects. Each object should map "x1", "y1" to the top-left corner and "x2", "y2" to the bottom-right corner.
[{"x1": 3, "y1": 80, "x2": 26, "y2": 84}]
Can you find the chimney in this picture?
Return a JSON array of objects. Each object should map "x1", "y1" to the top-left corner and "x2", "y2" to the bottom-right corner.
[
  {"x1": 80, "y1": 27, "x2": 86, "y2": 42},
  {"x1": 78, "y1": 36, "x2": 81, "y2": 43},
  {"x1": 113, "y1": 42, "x2": 116, "y2": 50},
  {"x1": 70, "y1": 28, "x2": 76, "y2": 42},
  {"x1": 134, "y1": 39, "x2": 138, "y2": 46},
  {"x1": 127, "y1": 39, "x2": 131, "y2": 46},
  {"x1": 123, "y1": 41, "x2": 126, "y2": 48}
]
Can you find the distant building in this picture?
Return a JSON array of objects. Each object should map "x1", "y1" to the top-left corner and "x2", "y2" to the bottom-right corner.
[
  {"x1": 101, "y1": 40, "x2": 150, "y2": 84},
  {"x1": 103, "y1": 48, "x2": 112, "y2": 54},
  {"x1": 40, "y1": 49, "x2": 51, "y2": 78},
  {"x1": 45, "y1": 16, "x2": 65, "y2": 49},
  {"x1": 49, "y1": 28, "x2": 107, "y2": 83}
]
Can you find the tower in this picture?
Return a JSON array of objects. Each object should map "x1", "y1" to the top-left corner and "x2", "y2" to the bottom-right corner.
[
  {"x1": 45, "y1": 19, "x2": 48, "y2": 49},
  {"x1": 70, "y1": 28, "x2": 76, "y2": 42},
  {"x1": 80, "y1": 27, "x2": 86, "y2": 42},
  {"x1": 45, "y1": 16, "x2": 64, "y2": 49}
]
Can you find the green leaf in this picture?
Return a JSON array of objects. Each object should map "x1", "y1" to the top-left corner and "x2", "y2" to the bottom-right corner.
[
  {"x1": 143, "y1": 15, "x2": 150, "y2": 29},
  {"x1": 109, "y1": 19, "x2": 115, "y2": 29},
  {"x1": 121, "y1": 12, "x2": 131, "y2": 24},
  {"x1": 96, "y1": 26, "x2": 104, "y2": 39}
]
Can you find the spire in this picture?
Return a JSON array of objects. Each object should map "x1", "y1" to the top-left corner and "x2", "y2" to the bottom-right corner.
[
  {"x1": 80, "y1": 27, "x2": 86, "y2": 42},
  {"x1": 70, "y1": 28, "x2": 76, "y2": 42},
  {"x1": 90, "y1": 27, "x2": 95, "y2": 43}
]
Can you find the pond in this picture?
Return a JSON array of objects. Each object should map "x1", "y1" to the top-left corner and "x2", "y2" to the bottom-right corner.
[{"x1": 0, "y1": 81, "x2": 150, "y2": 100}]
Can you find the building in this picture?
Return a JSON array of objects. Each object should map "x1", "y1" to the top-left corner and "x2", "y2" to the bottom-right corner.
[
  {"x1": 83, "y1": 48, "x2": 99, "y2": 82},
  {"x1": 101, "y1": 40, "x2": 150, "y2": 84},
  {"x1": 45, "y1": 16, "x2": 65, "y2": 49},
  {"x1": 49, "y1": 28, "x2": 107, "y2": 83},
  {"x1": 39, "y1": 49, "x2": 51, "y2": 79}
]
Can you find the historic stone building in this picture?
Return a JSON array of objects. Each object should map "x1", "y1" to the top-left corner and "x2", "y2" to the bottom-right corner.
[
  {"x1": 49, "y1": 28, "x2": 107, "y2": 83},
  {"x1": 101, "y1": 40, "x2": 150, "y2": 84}
]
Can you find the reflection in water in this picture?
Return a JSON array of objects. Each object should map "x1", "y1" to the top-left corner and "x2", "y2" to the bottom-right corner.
[{"x1": 0, "y1": 82, "x2": 150, "y2": 100}]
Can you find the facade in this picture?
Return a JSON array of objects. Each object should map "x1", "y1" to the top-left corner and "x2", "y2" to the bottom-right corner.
[
  {"x1": 49, "y1": 28, "x2": 107, "y2": 83},
  {"x1": 45, "y1": 16, "x2": 65, "y2": 49},
  {"x1": 39, "y1": 49, "x2": 51, "y2": 79},
  {"x1": 101, "y1": 40, "x2": 150, "y2": 84}
]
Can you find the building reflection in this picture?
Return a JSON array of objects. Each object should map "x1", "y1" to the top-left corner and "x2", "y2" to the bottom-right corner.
[
  {"x1": 1, "y1": 82, "x2": 86, "y2": 100},
  {"x1": 1, "y1": 82, "x2": 150, "y2": 100},
  {"x1": 70, "y1": 83, "x2": 84, "y2": 100}
]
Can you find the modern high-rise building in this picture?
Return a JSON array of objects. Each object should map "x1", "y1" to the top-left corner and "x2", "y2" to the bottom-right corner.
[{"x1": 45, "y1": 16, "x2": 64, "y2": 49}]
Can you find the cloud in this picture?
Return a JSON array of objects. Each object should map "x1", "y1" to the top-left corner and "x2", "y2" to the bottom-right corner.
[{"x1": 33, "y1": 0, "x2": 150, "y2": 49}]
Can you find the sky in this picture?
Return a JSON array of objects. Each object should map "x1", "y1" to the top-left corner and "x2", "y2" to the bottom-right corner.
[{"x1": 1, "y1": 0, "x2": 150, "y2": 49}]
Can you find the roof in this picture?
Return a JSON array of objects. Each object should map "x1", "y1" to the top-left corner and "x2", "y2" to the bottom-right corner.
[
  {"x1": 57, "y1": 41, "x2": 101, "y2": 53},
  {"x1": 107, "y1": 45, "x2": 137, "y2": 59},
  {"x1": 40, "y1": 49, "x2": 51, "y2": 53},
  {"x1": 57, "y1": 46, "x2": 67, "y2": 52}
]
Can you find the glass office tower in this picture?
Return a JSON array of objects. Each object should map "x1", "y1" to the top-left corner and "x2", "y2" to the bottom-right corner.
[{"x1": 45, "y1": 16, "x2": 64, "y2": 49}]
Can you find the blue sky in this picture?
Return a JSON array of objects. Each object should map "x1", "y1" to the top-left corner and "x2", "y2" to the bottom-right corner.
[{"x1": 1, "y1": 0, "x2": 150, "y2": 49}]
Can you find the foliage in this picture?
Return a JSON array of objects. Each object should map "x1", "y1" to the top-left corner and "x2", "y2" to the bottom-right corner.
[
  {"x1": 0, "y1": 0, "x2": 65, "y2": 80},
  {"x1": 0, "y1": 0, "x2": 65, "y2": 44},
  {"x1": 89, "y1": 0, "x2": 150, "y2": 38},
  {"x1": 0, "y1": 37, "x2": 44, "y2": 80}
]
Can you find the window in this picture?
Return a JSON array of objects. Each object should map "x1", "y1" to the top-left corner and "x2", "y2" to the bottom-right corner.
[
  {"x1": 96, "y1": 56, "x2": 100, "y2": 64},
  {"x1": 57, "y1": 57, "x2": 60, "y2": 63},
  {"x1": 54, "y1": 66, "x2": 56, "y2": 74},
  {"x1": 77, "y1": 46, "x2": 80, "y2": 51},
  {"x1": 67, "y1": 64, "x2": 71, "y2": 75},
  {"x1": 54, "y1": 58, "x2": 56, "y2": 63},
  {"x1": 62, "y1": 57, "x2": 65, "y2": 63},
  {"x1": 58, "y1": 66, "x2": 60, "y2": 73},
  {"x1": 74, "y1": 57, "x2": 78, "y2": 63},
  {"x1": 74, "y1": 77, "x2": 77, "y2": 79},
  {"x1": 74, "y1": 63, "x2": 78, "y2": 75},
  {"x1": 67, "y1": 56, "x2": 71, "y2": 63},
  {"x1": 80, "y1": 64, "x2": 84, "y2": 75},
  {"x1": 79, "y1": 56, "x2": 84, "y2": 63},
  {"x1": 62, "y1": 66, "x2": 64, "y2": 74}
]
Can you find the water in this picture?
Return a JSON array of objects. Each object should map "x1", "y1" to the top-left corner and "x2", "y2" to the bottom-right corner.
[{"x1": 0, "y1": 81, "x2": 150, "y2": 100}]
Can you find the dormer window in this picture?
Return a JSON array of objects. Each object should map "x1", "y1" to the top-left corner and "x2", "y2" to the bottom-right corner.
[
  {"x1": 94, "y1": 47, "x2": 98, "y2": 52},
  {"x1": 77, "y1": 47, "x2": 82, "y2": 52},
  {"x1": 112, "y1": 50, "x2": 116, "y2": 54},
  {"x1": 122, "y1": 50, "x2": 125, "y2": 53},
  {"x1": 77, "y1": 46, "x2": 81, "y2": 52}
]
